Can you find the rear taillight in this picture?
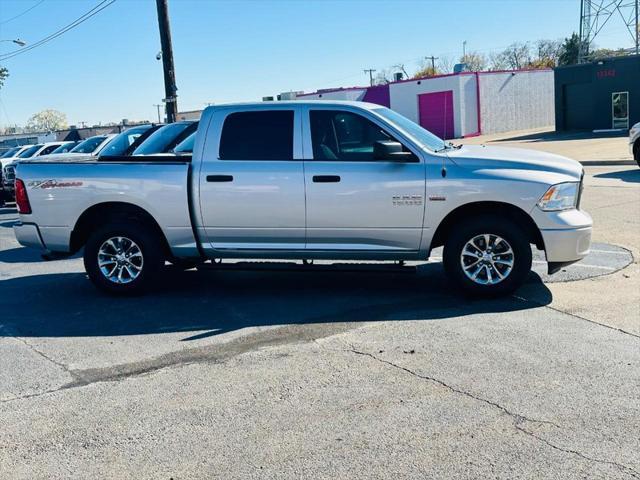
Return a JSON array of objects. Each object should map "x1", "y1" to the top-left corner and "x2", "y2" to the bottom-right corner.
[{"x1": 15, "y1": 179, "x2": 32, "y2": 214}]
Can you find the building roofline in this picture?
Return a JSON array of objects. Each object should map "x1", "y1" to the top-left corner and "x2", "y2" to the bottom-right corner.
[{"x1": 296, "y1": 67, "x2": 553, "y2": 96}]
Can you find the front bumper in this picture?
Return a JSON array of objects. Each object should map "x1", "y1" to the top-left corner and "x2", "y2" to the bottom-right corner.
[
  {"x1": 14, "y1": 222, "x2": 45, "y2": 250},
  {"x1": 531, "y1": 206, "x2": 593, "y2": 273},
  {"x1": 541, "y1": 225, "x2": 592, "y2": 270}
]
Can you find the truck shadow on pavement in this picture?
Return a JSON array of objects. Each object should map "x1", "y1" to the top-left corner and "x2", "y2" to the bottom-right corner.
[
  {"x1": 0, "y1": 263, "x2": 552, "y2": 341},
  {"x1": 594, "y1": 169, "x2": 640, "y2": 183}
]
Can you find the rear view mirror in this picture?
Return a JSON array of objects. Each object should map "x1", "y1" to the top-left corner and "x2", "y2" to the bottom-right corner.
[{"x1": 373, "y1": 140, "x2": 417, "y2": 162}]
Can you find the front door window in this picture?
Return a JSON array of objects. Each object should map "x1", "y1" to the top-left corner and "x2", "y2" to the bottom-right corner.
[{"x1": 612, "y1": 92, "x2": 629, "y2": 129}]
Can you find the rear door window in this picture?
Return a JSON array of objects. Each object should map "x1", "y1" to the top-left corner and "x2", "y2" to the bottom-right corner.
[{"x1": 219, "y1": 110, "x2": 294, "y2": 160}]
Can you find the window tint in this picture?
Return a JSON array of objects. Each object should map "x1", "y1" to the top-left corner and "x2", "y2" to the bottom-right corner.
[
  {"x1": 219, "y1": 111, "x2": 293, "y2": 160},
  {"x1": 39, "y1": 145, "x2": 59, "y2": 156},
  {"x1": 100, "y1": 125, "x2": 152, "y2": 156},
  {"x1": 133, "y1": 122, "x2": 195, "y2": 155},
  {"x1": 19, "y1": 145, "x2": 42, "y2": 158},
  {"x1": 50, "y1": 142, "x2": 77, "y2": 154},
  {"x1": 71, "y1": 136, "x2": 106, "y2": 153},
  {"x1": 1, "y1": 147, "x2": 20, "y2": 158},
  {"x1": 173, "y1": 132, "x2": 195, "y2": 154},
  {"x1": 310, "y1": 110, "x2": 396, "y2": 162},
  {"x1": 310, "y1": 110, "x2": 409, "y2": 161}
]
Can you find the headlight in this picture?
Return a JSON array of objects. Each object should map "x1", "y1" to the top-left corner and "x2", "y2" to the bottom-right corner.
[{"x1": 537, "y1": 182, "x2": 579, "y2": 211}]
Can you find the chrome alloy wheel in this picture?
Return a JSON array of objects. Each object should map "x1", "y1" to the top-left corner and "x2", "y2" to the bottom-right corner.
[
  {"x1": 97, "y1": 236, "x2": 144, "y2": 284},
  {"x1": 460, "y1": 234, "x2": 515, "y2": 285}
]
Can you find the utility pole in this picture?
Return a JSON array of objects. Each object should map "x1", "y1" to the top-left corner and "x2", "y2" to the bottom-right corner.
[
  {"x1": 635, "y1": 0, "x2": 640, "y2": 55},
  {"x1": 156, "y1": 0, "x2": 178, "y2": 123},
  {"x1": 363, "y1": 68, "x2": 376, "y2": 86},
  {"x1": 153, "y1": 104, "x2": 163, "y2": 123},
  {"x1": 462, "y1": 40, "x2": 467, "y2": 58},
  {"x1": 425, "y1": 55, "x2": 439, "y2": 71}
]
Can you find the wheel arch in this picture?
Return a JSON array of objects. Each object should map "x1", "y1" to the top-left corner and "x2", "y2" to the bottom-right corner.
[
  {"x1": 429, "y1": 201, "x2": 544, "y2": 253},
  {"x1": 70, "y1": 201, "x2": 171, "y2": 257}
]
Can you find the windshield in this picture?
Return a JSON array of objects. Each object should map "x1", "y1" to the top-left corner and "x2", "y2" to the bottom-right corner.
[
  {"x1": 172, "y1": 132, "x2": 195, "y2": 154},
  {"x1": 70, "y1": 136, "x2": 106, "y2": 154},
  {"x1": 133, "y1": 122, "x2": 195, "y2": 155},
  {"x1": 99, "y1": 125, "x2": 152, "y2": 157},
  {"x1": 50, "y1": 142, "x2": 77, "y2": 154},
  {"x1": 1, "y1": 147, "x2": 20, "y2": 158},
  {"x1": 372, "y1": 107, "x2": 446, "y2": 152},
  {"x1": 18, "y1": 145, "x2": 43, "y2": 158}
]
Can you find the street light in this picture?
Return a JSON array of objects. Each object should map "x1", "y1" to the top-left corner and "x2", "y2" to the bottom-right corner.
[{"x1": 0, "y1": 39, "x2": 27, "y2": 47}]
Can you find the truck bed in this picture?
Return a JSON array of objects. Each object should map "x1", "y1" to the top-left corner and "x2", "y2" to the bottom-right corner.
[{"x1": 15, "y1": 160, "x2": 199, "y2": 257}]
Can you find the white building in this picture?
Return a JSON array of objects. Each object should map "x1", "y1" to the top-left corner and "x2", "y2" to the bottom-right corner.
[{"x1": 296, "y1": 69, "x2": 555, "y2": 139}]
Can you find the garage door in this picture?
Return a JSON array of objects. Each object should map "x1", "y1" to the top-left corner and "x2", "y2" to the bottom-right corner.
[
  {"x1": 418, "y1": 91, "x2": 454, "y2": 140},
  {"x1": 563, "y1": 83, "x2": 593, "y2": 130}
]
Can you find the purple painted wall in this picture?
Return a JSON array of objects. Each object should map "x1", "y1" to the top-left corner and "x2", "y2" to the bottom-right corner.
[
  {"x1": 418, "y1": 90, "x2": 454, "y2": 140},
  {"x1": 362, "y1": 84, "x2": 390, "y2": 107}
]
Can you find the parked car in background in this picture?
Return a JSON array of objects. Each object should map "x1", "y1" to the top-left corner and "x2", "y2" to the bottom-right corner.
[
  {"x1": 1, "y1": 146, "x2": 23, "y2": 161},
  {"x1": 98, "y1": 124, "x2": 161, "y2": 158},
  {"x1": 130, "y1": 121, "x2": 197, "y2": 156},
  {"x1": 49, "y1": 141, "x2": 79, "y2": 155},
  {"x1": 2, "y1": 142, "x2": 70, "y2": 201},
  {"x1": 68, "y1": 135, "x2": 115, "y2": 156},
  {"x1": 0, "y1": 144, "x2": 34, "y2": 169},
  {"x1": 13, "y1": 102, "x2": 591, "y2": 296},
  {"x1": 630, "y1": 122, "x2": 640, "y2": 166}
]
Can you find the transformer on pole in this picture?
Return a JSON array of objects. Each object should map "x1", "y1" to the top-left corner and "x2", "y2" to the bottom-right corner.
[{"x1": 578, "y1": 0, "x2": 639, "y2": 63}]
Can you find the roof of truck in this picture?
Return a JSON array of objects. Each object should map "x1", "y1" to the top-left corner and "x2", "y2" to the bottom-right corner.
[{"x1": 206, "y1": 100, "x2": 383, "y2": 110}]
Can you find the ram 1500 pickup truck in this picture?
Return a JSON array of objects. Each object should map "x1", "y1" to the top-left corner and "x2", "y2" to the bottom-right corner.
[{"x1": 13, "y1": 101, "x2": 592, "y2": 295}]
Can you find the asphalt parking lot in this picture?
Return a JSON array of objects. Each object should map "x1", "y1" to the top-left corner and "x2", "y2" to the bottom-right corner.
[{"x1": 0, "y1": 133, "x2": 639, "y2": 479}]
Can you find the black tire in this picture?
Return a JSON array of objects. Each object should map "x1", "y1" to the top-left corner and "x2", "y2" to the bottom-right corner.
[
  {"x1": 443, "y1": 215, "x2": 532, "y2": 296},
  {"x1": 83, "y1": 221, "x2": 165, "y2": 295},
  {"x1": 634, "y1": 140, "x2": 639, "y2": 168}
]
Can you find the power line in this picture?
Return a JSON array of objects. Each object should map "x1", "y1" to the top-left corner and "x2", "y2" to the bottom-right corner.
[
  {"x1": 0, "y1": 0, "x2": 116, "y2": 61},
  {"x1": 0, "y1": 0, "x2": 46, "y2": 26}
]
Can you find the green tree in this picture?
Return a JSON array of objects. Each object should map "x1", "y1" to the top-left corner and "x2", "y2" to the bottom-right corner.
[
  {"x1": 413, "y1": 65, "x2": 439, "y2": 78},
  {"x1": 26, "y1": 109, "x2": 68, "y2": 132},
  {"x1": 558, "y1": 33, "x2": 587, "y2": 66}
]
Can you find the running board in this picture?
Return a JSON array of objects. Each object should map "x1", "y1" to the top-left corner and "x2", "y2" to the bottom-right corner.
[{"x1": 196, "y1": 260, "x2": 418, "y2": 274}]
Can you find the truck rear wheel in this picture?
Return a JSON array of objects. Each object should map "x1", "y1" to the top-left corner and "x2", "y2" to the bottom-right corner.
[
  {"x1": 83, "y1": 221, "x2": 164, "y2": 295},
  {"x1": 443, "y1": 215, "x2": 532, "y2": 296}
]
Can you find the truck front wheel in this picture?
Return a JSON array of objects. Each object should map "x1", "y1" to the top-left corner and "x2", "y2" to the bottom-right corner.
[
  {"x1": 83, "y1": 222, "x2": 164, "y2": 295},
  {"x1": 443, "y1": 215, "x2": 532, "y2": 296}
]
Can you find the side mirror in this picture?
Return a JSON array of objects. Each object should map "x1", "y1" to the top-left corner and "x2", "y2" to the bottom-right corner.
[{"x1": 373, "y1": 140, "x2": 417, "y2": 162}]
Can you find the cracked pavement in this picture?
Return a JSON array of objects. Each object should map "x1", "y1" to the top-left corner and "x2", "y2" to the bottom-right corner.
[{"x1": 0, "y1": 160, "x2": 638, "y2": 479}]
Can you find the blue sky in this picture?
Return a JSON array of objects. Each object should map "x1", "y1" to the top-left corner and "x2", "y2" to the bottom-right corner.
[{"x1": 0, "y1": 0, "x2": 633, "y2": 127}]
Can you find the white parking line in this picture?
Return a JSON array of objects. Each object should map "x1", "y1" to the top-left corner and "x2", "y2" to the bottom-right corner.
[
  {"x1": 589, "y1": 249, "x2": 630, "y2": 255},
  {"x1": 532, "y1": 260, "x2": 615, "y2": 270}
]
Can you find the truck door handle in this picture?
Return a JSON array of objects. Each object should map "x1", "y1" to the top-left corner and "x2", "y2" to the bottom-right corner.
[
  {"x1": 206, "y1": 175, "x2": 234, "y2": 182},
  {"x1": 312, "y1": 175, "x2": 341, "y2": 183}
]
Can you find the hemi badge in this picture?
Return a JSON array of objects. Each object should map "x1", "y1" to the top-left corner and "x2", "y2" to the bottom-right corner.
[{"x1": 429, "y1": 196, "x2": 446, "y2": 201}]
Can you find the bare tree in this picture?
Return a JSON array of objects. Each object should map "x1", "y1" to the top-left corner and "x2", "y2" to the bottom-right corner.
[
  {"x1": 459, "y1": 52, "x2": 487, "y2": 71},
  {"x1": 26, "y1": 109, "x2": 68, "y2": 132},
  {"x1": 373, "y1": 69, "x2": 392, "y2": 85},
  {"x1": 437, "y1": 56, "x2": 454, "y2": 74},
  {"x1": 488, "y1": 51, "x2": 509, "y2": 70},
  {"x1": 499, "y1": 42, "x2": 532, "y2": 70}
]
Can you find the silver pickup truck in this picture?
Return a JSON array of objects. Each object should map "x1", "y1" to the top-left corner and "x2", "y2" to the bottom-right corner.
[{"x1": 13, "y1": 101, "x2": 592, "y2": 295}]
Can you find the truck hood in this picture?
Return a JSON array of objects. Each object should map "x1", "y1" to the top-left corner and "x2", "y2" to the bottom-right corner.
[{"x1": 446, "y1": 145, "x2": 583, "y2": 180}]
